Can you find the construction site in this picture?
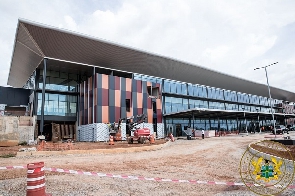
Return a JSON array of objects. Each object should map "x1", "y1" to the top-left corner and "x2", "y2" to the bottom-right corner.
[
  {"x1": 1, "y1": 131, "x2": 295, "y2": 196},
  {"x1": 1, "y1": 18, "x2": 295, "y2": 195}
]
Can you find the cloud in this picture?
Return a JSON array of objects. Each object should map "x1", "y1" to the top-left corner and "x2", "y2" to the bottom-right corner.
[{"x1": 0, "y1": 0, "x2": 295, "y2": 94}]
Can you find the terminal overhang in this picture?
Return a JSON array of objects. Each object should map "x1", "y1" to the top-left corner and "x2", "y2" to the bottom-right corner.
[{"x1": 8, "y1": 19, "x2": 295, "y2": 102}]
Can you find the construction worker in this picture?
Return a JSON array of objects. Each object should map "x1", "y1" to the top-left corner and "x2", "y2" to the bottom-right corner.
[
  {"x1": 106, "y1": 122, "x2": 111, "y2": 132},
  {"x1": 202, "y1": 129, "x2": 205, "y2": 139}
]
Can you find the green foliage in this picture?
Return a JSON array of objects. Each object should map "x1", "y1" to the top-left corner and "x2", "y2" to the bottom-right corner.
[
  {"x1": 18, "y1": 141, "x2": 27, "y2": 146},
  {"x1": 0, "y1": 153, "x2": 16, "y2": 158}
]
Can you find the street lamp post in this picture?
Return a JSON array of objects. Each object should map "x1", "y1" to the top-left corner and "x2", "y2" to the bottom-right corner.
[{"x1": 254, "y1": 62, "x2": 278, "y2": 138}]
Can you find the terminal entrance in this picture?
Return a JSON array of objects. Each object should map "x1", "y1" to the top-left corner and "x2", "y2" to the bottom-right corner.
[{"x1": 37, "y1": 121, "x2": 76, "y2": 141}]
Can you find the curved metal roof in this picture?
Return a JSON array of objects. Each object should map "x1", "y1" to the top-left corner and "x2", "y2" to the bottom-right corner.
[{"x1": 7, "y1": 19, "x2": 295, "y2": 102}]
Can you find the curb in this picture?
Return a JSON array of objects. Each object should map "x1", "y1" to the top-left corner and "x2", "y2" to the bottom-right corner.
[
  {"x1": 16, "y1": 140, "x2": 171, "y2": 157},
  {"x1": 248, "y1": 141, "x2": 295, "y2": 164}
]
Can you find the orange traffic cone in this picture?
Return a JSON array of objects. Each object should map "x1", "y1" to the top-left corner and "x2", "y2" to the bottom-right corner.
[
  {"x1": 109, "y1": 135, "x2": 114, "y2": 145},
  {"x1": 149, "y1": 135, "x2": 155, "y2": 144}
]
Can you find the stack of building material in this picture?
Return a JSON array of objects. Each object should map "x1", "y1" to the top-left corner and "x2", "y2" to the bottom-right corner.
[
  {"x1": 60, "y1": 124, "x2": 65, "y2": 139},
  {"x1": 51, "y1": 123, "x2": 61, "y2": 142},
  {"x1": 69, "y1": 124, "x2": 75, "y2": 140},
  {"x1": 69, "y1": 125, "x2": 73, "y2": 138},
  {"x1": 0, "y1": 104, "x2": 5, "y2": 116},
  {"x1": 65, "y1": 125, "x2": 69, "y2": 138}
]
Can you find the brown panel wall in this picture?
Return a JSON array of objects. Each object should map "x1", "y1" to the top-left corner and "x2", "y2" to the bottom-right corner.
[
  {"x1": 115, "y1": 76, "x2": 120, "y2": 90},
  {"x1": 115, "y1": 90, "x2": 121, "y2": 107},
  {"x1": 102, "y1": 89, "x2": 109, "y2": 106},
  {"x1": 102, "y1": 106, "x2": 109, "y2": 123},
  {"x1": 79, "y1": 73, "x2": 162, "y2": 125},
  {"x1": 137, "y1": 93, "x2": 143, "y2": 109},
  {"x1": 147, "y1": 108, "x2": 153, "y2": 123},
  {"x1": 102, "y1": 74, "x2": 109, "y2": 89},
  {"x1": 115, "y1": 106, "x2": 121, "y2": 122},
  {"x1": 126, "y1": 78, "x2": 132, "y2": 92}
]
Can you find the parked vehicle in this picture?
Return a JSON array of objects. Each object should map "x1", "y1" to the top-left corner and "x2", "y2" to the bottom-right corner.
[
  {"x1": 288, "y1": 125, "x2": 295, "y2": 131},
  {"x1": 272, "y1": 125, "x2": 286, "y2": 135}
]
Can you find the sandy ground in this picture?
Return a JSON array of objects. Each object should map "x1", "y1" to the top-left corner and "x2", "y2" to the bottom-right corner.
[
  {"x1": 1, "y1": 133, "x2": 295, "y2": 196},
  {"x1": 0, "y1": 139, "x2": 167, "y2": 156}
]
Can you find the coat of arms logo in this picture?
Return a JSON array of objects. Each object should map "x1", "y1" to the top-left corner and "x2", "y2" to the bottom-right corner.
[{"x1": 240, "y1": 140, "x2": 295, "y2": 195}]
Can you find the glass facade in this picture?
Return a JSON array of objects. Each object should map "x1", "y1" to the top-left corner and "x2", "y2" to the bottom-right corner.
[
  {"x1": 38, "y1": 70, "x2": 78, "y2": 92},
  {"x1": 37, "y1": 93, "x2": 77, "y2": 116},
  {"x1": 133, "y1": 73, "x2": 289, "y2": 136},
  {"x1": 34, "y1": 71, "x2": 289, "y2": 130},
  {"x1": 37, "y1": 69, "x2": 79, "y2": 118}
]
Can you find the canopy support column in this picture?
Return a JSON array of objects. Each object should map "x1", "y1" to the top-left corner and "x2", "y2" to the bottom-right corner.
[{"x1": 40, "y1": 58, "x2": 47, "y2": 135}]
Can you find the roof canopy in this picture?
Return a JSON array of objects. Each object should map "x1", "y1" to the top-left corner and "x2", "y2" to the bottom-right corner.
[
  {"x1": 164, "y1": 108, "x2": 295, "y2": 120},
  {"x1": 8, "y1": 19, "x2": 295, "y2": 102}
]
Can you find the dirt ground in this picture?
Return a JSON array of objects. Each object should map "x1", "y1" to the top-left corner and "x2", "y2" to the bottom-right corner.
[
  {"x1": 1, "y1": 134, "x2": 295, "y2": 196},
  {"x1": 0, "y1": 139, "x2": 167, "y2": 156}
]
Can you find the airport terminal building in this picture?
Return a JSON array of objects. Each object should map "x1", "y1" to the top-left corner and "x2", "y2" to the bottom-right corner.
[{"x1": 3, "y1": 19, "x2": 295, "y2": 140}]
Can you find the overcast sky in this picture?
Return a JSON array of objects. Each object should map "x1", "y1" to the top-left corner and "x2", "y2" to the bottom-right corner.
[{"x1": 1, "y1": 0, "x2": 295, "y2": 92}]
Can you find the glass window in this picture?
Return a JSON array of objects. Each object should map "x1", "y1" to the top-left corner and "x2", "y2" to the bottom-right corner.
[
  {"x1": 231, "y1": 91, "x2": 237, "y2": 102},
  {"x1": 141, "y1": 76, "x2": 148, "y2": 82},
  {"x1": 216, "y1": 89, "x2": 224, "y2": 100},
  {"x1": 259, "y1": 96, "x2": 264, "y2": 105},
  {"x1": 163, "y1": 80, "x2": 170, "y2": 93},
  {"x1": 149, "y1": 77, "x2": 157, "y2": 84},
  {"x1": 49, "y1": 94, "x2": 58, "y2": 101},
  {"x1": 164, "y1": 97, "x2": 172, "y2": 114},
  {"x1": 188, "y1": 84, "x2": 193, "y2": 96},
  {"x1": 244, "y1": 94, "x2": 249, "y2": 103},
  {"x1": 38, "y1": 69, "x2": 78, "y2": 92},
  {"x1": 200, "y1": 100, "x2": 208, "y2": 108},
  {"x1": 208, "y1": 87, "x2": 214, "y2": 99},
  {"x1": 198, "y1": 86, "x2": 207, "y2": 98},
  {"x1": 193, "y1": 85, "x2": 199, "y2": 97},
  {"x1": 37, "y1": 93, "x2": 77, "y2": 117},
  {"x1": 59, "y1": 95, "x2": 66, "y2": 102},
  {"x1": 181, "y1": 83, "x2": 187, "y2": 95},
  {"x1": 170, "y1": 82, "x2": 176, "y2": 94},
  {"x1": 237, "y1": 93, "x2": 243, "y2": 103},
  {"x1": 156, "y1": 78, "x2": 162, "y2": 84},
  {"x1": 183, "y1": 99, "x2": 188, "y2": 110},
  {"x1": 70, "y1": 103, "x2": 76, "y2": 113},
  {"x1": 165, "y1": 102, "x2": 171, "y2": 114},
  {"x1": 133, "y1": 74, "x2": 141, "y2": 80},
  {"x1": 224, "y1": 90, "x2": 231, "y2": 101},
  {"x1": 189, "y1": 99, "x2": 194, "y2": 109},
  {"x1": 176, "y1": 82, "x2": 182, "y2": 94}
]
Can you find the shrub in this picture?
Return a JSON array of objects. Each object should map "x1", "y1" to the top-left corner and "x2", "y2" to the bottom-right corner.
[
  {"x1": 0, "y1": 153, "x2": 16, "y2": 158},
  {"x1": 18, "y1": 141, "x2": 27, "y2": 146}
]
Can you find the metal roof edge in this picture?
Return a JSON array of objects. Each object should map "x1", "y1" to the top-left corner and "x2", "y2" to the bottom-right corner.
[
  {"x1": 14, "y1": 19, "x2": 295, "y2": 95},
  {"x1": 17, "y1": 19, "x2": 287, "y2": 92}
]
